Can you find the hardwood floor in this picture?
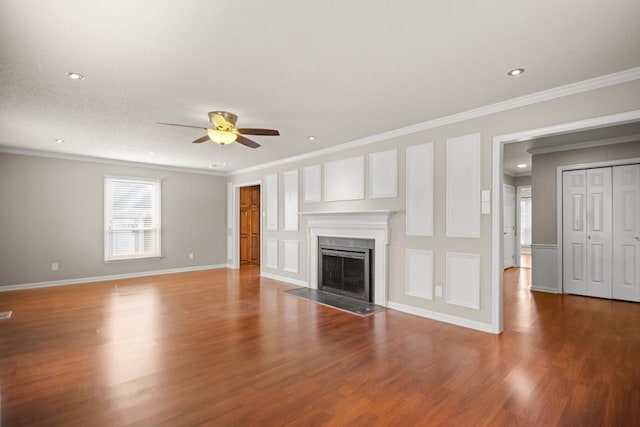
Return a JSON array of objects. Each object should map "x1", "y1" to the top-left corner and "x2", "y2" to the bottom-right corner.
[{"x1": 1, "y1": 266, "x2": 638, "y2": 426}]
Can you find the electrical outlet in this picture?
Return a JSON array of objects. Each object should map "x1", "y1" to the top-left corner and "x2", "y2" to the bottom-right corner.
[
  {"x1": 188, "y1": 253, "x2": 194, "y2": 260},
  {"x1": 435, "y1": 286, "x2": 442, "y2": 297},
  {"x1": 51, "y1": 262, "x2": 59, "y2": 271}
]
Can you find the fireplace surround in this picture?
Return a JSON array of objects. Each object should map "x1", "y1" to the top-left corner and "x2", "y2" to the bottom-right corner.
[
  {"x1": 302, "y1": 210, "x2": 394, "y2": 306},
  {"x1": 318, "y1": 236, "x2": 374, "y2": 302}
]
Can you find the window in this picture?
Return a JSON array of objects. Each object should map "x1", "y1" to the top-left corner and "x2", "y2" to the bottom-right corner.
[
  {"x1": 104, "y1": 176, "x2": 161, "y2": 261},
  {"x1": 519, "y1": 197, "x2": 532, "y2": 247}
]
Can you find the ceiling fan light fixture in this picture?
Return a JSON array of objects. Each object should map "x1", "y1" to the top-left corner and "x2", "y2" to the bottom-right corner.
[{"x1": 207, "y1": 129, "x2": 238, "y2": 145}]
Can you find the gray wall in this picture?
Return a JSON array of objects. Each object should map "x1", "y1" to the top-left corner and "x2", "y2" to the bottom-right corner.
[
  {"x1": 515, "y1": 175, "x2": 531, "y2": 187},
  {"x1": 531, "y1": 140, "x2": 640, "y2": 244},
  {"x1": 0, "y1": 153, "x2": 227, "y2": 286},
  {"x1": 229, "y1": 78, "x2": 640, "y2": 327}
]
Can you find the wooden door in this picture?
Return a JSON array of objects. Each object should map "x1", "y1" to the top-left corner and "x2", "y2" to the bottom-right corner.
[
  {"x1": 563, "y1": 170, "x2": 588, "y2": 295},
  {"x1": 239, "y1": 185, "x2": 261, "y2": 266},
  {"x1": 612, "y1": 164, "x2": 640, "y2": 302},
  {"x1": 586, "y1": 167, "x2": 612, "y2": 299},
  {"x1": 503, "y1": 184, "x2": 516, "y2": 268}
]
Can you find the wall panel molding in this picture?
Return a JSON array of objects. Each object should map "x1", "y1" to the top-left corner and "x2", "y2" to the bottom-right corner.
[
  {"x1": 283, "y1": 170, "x2": 299, "y2": 231},
  {"x1": 405, "y1": 143, "x2": 434, "y2": 236},
  {"x1": 283, "y1": 240, "x2": 299, "y2": 273},
  {"x1": 369, "y1": 149, "x2": 398, "y2": 199},
  {"x1": 303, "y1": 164, "x2": 321, "y2": 203},
  {"x1": 265, "y1": 174, "x2": 278, "y2": 230},
  {"x1": 446, "y1": 133, "x2": 481, "y2": 238},
  {"x1": 265, "y1": 238, "x2": 278, "y2": 270},
  {"x1": 323, "y1": 156, "x2": 364, "y2": 201},
  {"x1": 405, "y1": 249, "x2": 433, "y2": 300},
  {"x1": 446, "y1": 252, "x2": 480, "y2": 309}
]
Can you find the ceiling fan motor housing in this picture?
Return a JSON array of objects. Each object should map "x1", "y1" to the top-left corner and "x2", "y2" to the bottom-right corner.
[{"x1": 209, "y1": 111, "x2": 238, "y2": 130}]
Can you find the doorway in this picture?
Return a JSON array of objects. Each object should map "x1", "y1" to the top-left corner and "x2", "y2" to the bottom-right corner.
[
  {"x1": 239, "y1": 185, "x2": 260, "y2": 267},
  {"x1": 503, "y1": 184, "x2": 516, "y2": 268}
]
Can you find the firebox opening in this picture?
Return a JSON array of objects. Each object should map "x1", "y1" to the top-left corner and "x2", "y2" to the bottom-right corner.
[{"x1": 318, "y1": 237, "x2": 375, "y2": 302}]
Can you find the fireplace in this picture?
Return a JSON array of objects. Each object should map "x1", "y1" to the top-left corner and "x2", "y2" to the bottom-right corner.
[
  {"x1": 302, "y1": 210, "x2": 394, "y2": 306},
  {"x1": 318, "y1": 237, "x2": 374, "y2": 302}
]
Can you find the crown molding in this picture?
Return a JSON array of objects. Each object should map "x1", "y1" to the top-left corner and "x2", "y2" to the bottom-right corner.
[
  {"x1": 527, "y1": 133, "x2": 640, "y2": 155},
  {"x1": 230, "y1": 67, "x2": 640, "y2": 176},
  {"x1": 0, "y1": 147, "x2": 227, "y2": 176}
]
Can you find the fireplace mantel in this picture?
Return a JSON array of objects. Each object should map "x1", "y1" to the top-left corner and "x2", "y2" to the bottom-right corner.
[{"x1": 302, "y1": 210, "x2": 395, "y2": 306}]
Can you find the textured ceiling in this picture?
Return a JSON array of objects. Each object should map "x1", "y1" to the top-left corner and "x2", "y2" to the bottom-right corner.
[{"x1": 1, "y1": 0, "x2": 640, "y2": 173}]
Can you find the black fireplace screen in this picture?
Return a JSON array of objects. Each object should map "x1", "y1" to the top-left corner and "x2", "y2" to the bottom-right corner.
[{"x1": 318, "y1": 237, "x2": 374, "y2": 302}]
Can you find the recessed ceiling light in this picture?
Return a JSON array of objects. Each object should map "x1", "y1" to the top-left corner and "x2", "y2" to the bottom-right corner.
[
  {"x1": 517, "y1": 163, "x2": 528, "y2": 168},
  {"x1": 65, "y1": 72, "x2": 85, "y2": 80},
  {"x1": 208, "y1": 164, "x2": 219, "y2": 168},
  {"x1": 148, "y1": 151, "x2": 154, "y2": 155},
  {"x1": 55, "y1": 138, "x2": 64, "y2": 143},
  {"x1": 221, "y1": 161, "x2": 227, "y2": 166},
  {"x1": 507, "y1": 68, "x2": 525, "y2": 76},
  {"x1": 307, "y1": 136, "x2": 315, "y2": 141}
]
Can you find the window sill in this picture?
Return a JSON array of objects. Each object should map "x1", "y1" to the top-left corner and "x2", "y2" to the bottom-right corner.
[{"x1": 104, "y1": 255, "x2": 164, "y2": 264}]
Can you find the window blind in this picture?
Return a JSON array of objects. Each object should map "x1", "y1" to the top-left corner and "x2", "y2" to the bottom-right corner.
[{"x1": 104, "y1": 176, "x2": 161, "y2": 261}]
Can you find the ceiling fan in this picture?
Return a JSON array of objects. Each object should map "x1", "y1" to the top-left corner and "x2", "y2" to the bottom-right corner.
[{"x1": 158, "y1": 111, "x2": 279, "y2": 149}]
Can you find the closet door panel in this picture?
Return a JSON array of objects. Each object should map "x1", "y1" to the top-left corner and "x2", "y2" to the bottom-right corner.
[
  {"x1": 586, "y1": 168, "x2": 612, "y2": 299},
  {"x1": 563, "y1": 170, "x2": 587, "y2": 295},
  {"x1": 613, "y1": 164, "x2": 640, "y2": 302}
]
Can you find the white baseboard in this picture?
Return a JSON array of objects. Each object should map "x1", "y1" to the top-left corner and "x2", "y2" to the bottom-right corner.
[
  {"x1": 260, "y1": 271, "x2": 308, "y2": 287},
  {"x1": 0, "y1": 264, "x2": 228, "y2": 292},
  {"x1": 387, "y1": 301, "x2": 496, "y2": 334},
  {"x1": 529, "y1": 286, "x2": 561, "y2": 294}
]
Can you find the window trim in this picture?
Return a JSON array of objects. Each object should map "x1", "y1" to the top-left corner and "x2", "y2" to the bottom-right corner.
[{"x1": 104, "y1": 175, "x2": 162, "y2": 262}]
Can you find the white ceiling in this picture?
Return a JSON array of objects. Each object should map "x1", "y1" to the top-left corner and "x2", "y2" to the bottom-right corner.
[{"x1": 2, "y1": 0, "x2": 640, "y2": 173}]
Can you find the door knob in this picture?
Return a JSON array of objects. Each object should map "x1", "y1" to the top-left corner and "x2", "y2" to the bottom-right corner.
[
  {"x1": 635, "y1": 236, "x2": 640, "y2": 241},
  {"x1": 587, "y1": 235, "x2": 591, "y2": 239}
]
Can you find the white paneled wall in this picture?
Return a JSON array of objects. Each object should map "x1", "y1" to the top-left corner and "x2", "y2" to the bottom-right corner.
[
  {"x1": 283, "y1": 170, "x2": 299, "y2": 231},
  {"x1": 265, "y1": 239, "x2": 278, "y2": 270},
  {"x1": 323, "y1": 156, "x2": 364, "y2": 201},
  {"x1": 446, "y1": 133, "x2": 481, "y2": 238},
  {"x1": 405, "y1": 143, "x2": 434, "y2": 236},
  {"x1": 265, "y1": 174, "x2": 278, "y2": 230},
  {"x1": 446, "y1": 252, "x2": 480, "y2": 309},
  {"x1": 283, "y1": 240, "x2": 299, "y2": 273},
  {"x1": 405, "y1": 249, "x2": 433, "y2": 299},
  {"x1": 227, "y1": 235, "x2": 232, "y2": 261},
  {"x1": 369, "y1": 149, "x2": 398, "y2": 198},
  {"x1": 303, "y1": 164, "x2": 321, "y2": 203}
]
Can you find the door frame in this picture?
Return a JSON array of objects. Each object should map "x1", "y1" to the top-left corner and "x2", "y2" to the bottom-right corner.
[
  {"x1": 491, "y1": 109, "x2": 640, "y2": 334},
  {"x1": 516, "y1": 185, "x2": 532, "y2": 263},
  {"x1": 555, "y1": 157, "x2": 640, "y2": 293},
  {"x1": 231, "y1": 180, "x2": 262, "y2": 269}
]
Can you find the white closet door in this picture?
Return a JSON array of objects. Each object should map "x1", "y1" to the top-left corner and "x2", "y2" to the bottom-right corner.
[
  {"x1": 612, "y1": 164, "x2": 640, "y2": 302},
  {"x1": 586, "y1": 168, "x2": 612, "y2": 299},
  {"x1": 563, "y1": 170, "x2": 587, "y2": 295},
  {"x1": 503, "y1": 184, "x2": 516, "y2": 268}
]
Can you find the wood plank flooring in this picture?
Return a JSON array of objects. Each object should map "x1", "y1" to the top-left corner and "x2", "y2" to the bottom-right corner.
[{"x1": 1, "y1": 266, "x2": 639, "y2": 426}]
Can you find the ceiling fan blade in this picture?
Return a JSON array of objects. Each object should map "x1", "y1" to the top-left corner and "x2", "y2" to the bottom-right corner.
[
  {"x1": 236, "y1": 135, "x2": 261, "y2": 149},
  {"x1": 192, "y1": 135, "x2": 210, "y2": 144},
  {"x1": 158, "y1": 122, "x2": 207, "y2": 130},
  {"x1": 237, "y1": 128, "x2": 280, "y2": 136}
]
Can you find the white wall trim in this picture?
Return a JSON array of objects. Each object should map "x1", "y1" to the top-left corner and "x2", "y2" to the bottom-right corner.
[
  {"x1": 0, "y1": 147, "x2": 227, "y2": 176},
  {"x1": 528, "y1": 133, "x2": 640, "y2": 155},
  {"x1": 492, "y1": 109, "x2": 640, "y2": 335},
  {"x1": 0, "y1": 264, "x2": 229, "y2": 292},
  {"x1": 231, "y1": 68, "x2": 640, "y2": 176},
  {"x1": 405, "y1": 249, "x2": 433, "y2": 300},
  {"x1": 555, "y1": 157, "x2": 640, "y2": 293},
  {"x1": 445, "y1": 252, "x2": 481, "y2": 309},
  {"x1": 260, "y1": 272, "x2": 308, "y2": 287},
  {"x1": 446, "y1": 134, "x2": 481, "y2": 238},
  {"x1": 282, "y1": 239, "x2": 299, "y2": 273},
  {"x1": 387, "y1": 302, "x2": 495, "y2": 334}
]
